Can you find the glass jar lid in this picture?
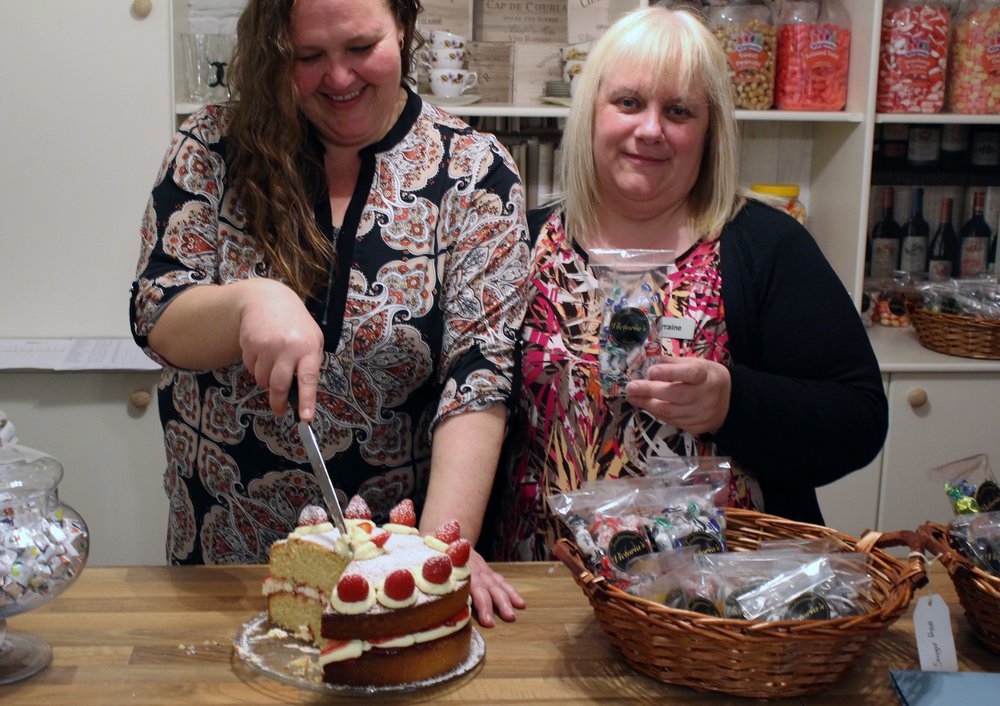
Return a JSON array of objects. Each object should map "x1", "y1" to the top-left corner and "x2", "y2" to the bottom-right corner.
[{"x1": 0, "y1": 417, "x2": 64, "y2": 509}]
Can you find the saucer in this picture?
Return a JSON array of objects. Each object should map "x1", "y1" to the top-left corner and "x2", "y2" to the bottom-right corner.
[
  {"x1": 541, "y1": 96, "x2": 573, "y2": 107},
  {"x1": 421, "y1": 94, "x2": 483, "y2": 107}
]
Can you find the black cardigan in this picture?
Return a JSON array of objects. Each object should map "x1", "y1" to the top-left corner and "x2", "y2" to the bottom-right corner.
[{"x1": 707, "y1": 201, "x2": 887, "y2": 525}]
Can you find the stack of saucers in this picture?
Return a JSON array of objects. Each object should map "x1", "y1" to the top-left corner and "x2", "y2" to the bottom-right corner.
[{"x1": 544, "y1": 80, "x2": 571, "y2": 99}]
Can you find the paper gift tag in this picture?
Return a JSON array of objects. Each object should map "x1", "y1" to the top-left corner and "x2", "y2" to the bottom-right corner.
[{"x1": 913, "y1": 594, "x2": 958, "y2": 672}]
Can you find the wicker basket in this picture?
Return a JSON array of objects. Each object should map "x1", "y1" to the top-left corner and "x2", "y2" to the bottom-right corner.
[
  {"x1": 909, "y1": 306, "x2": 1000, "y2": 360},
  {"x1": 552, "y1": 508, "x2": 926, "y2": 699},
  {"x1": 918, "y1": 521, "x2": 1000, "y2": 653}
]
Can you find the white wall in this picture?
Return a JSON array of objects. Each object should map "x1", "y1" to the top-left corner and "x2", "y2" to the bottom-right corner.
[{"x1": 1, "y1": 3, "x2": 174, "y2": 565}]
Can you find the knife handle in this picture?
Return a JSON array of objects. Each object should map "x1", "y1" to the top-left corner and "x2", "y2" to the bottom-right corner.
[{"x1": 287, "y1": 378, "x2": 302, "y2": 423}]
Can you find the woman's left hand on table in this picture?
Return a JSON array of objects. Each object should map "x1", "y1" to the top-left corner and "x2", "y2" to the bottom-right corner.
[{"x1": 467, "y1": 549, "x2": 524, "y2": 628}]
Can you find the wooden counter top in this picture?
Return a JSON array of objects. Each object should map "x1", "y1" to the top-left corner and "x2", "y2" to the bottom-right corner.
[{"x1": 3, "y1": 562, "x2": 998, "y2": 705}]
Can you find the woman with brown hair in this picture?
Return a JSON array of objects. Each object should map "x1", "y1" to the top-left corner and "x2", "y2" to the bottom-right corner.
[{"x1": 130, "y1": 0, "x2": 528, "y2": 625}]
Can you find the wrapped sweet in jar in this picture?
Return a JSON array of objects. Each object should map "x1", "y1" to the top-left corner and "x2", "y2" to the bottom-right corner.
[
  {"x1": 876, "y1": 1, "x2": 951, "y2": 113},
  {"x1": 709, "y1": 0, "x2": 776, "y2": 110},
  {"x1": 749, "y1": 183, "x2": 807, "y2": 224},
  {"x1": 775, "y1": 0, "x2": 851, "y2": 111},
  {"x1": 946, "y1": 0, "x2": 1000, "y2": 114}
]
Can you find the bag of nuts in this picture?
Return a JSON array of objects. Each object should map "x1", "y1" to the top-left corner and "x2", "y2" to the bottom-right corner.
[{"x1": 709, "y1": 0, "x2": 776, "y2": 110}]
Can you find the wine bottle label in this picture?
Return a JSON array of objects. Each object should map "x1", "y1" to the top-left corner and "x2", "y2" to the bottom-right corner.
[
  {"x1": 928, "y1": 259, "x2": 952, "y2": 282},
  {"x1": 900, "y1": 238, "x2": 927, "y2": 272},
  {"x1": 960, "y1": 237, "x2": 989, "y2": 277},
  {"x1": 907, "y1": 127, "x2": 940, "y2": 165},
  {"x1": 870, "y1": 238, "x2": 900, "y2": 279}
]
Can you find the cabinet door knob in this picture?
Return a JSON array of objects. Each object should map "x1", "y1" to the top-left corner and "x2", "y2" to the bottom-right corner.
[
  {"x1": 131, "y1": 0, "x2": 153, "y2": 20},
  {"x1": 907, "y1": 388, "x2": 928, "y2": 408},
  {"x1": 131, "y1": 390, "x2": 153, "y2": 408}
]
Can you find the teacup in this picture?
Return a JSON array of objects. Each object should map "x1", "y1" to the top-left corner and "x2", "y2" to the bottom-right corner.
[
  {"x1": 428, "y1": 68, "x2": 478, "y2": 98},
  {"x1": 422, "y1": 47, "x2": 465, "y2": 70},
  {"x1": 563, "y1": 58, "x2": 586, "y2": 84},
  {"x1": 429, "y1": 29, "x2": 466, "y2": 51}
]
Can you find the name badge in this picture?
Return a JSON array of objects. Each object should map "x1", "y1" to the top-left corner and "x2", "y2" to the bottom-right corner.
[{"x1": 658, "y1": 317, "x2": 696, "y2": 340}]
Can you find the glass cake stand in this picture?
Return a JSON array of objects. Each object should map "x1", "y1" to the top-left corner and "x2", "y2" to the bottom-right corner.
[
  {"x1": 0, "y1": 430, "x2": 90, "y2": 685},
  {"x1": 233, "y1": 612, "x2": 486, "y2": 695}
]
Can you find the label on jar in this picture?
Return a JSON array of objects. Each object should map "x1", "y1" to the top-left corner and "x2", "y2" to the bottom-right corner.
[
  {"x1": 727, "y1": 32, "x2": 770, "y2": 73},
  {"x1": 804, "y1": 26, "x2": 847, "y2": 72},
  {"x1": 897, "y1": 37, "x2": 935, "y2": 86},
  {"x1": 980, "y1": 32, "x2": 1000, "y2": 77}
]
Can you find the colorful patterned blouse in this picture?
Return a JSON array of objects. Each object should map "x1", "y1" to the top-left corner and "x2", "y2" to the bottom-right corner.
[
  {"x1": 495, "y1": 208, "x2": 761, "y2": 561},
  {"x1": 131, "y1": 90, "x2": 529, "y2": 564}
]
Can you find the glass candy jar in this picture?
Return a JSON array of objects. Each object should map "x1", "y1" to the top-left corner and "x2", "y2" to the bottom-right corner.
[
  {"x1": 946, "y1": 0, "x2": 1000, "y2": 114},
  {"x1": 0, "y1": 414, "x2": 89, "y2": 684},
  {"x1": 709, "y1": 0, "x2": 777, "y2": 110},
  {"x1": 876, "y1": 1, "x2": 951, "y2": 113},
  {"x1": 775, "y1": 0, "x2": 852, "y2": 111}
]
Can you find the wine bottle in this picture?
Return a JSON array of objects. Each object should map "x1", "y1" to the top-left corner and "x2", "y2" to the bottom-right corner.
[
  {"x1": 869, "y1": 187, "x2": 902, "y2": 279},
  {"x1": 927, "y1": 198, "x2": 959, "y2": 282},
  {"x1": 899, "y1": 187, "x2": 929, "y2": 274},
  {"x1": 958, "y1": 190, "x2": 992, "y2": 277}
]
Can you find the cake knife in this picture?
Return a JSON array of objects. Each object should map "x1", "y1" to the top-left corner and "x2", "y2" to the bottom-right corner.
[
  {"x1": 288, "y1": 386, "x2": 350, "y2": 541},
  {"x1": 297, "y1": 420, "x2": 350, "y2": 538}
]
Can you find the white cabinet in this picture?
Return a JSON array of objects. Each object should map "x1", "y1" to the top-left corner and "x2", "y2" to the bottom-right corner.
[
  {"x1": 0, "y1": 371, "x2": 167, "y2": 566},
  {"x1": 878, "y1": 372, "x2": 1000, "y2": 533},
  {"x1": 0, "y1": 2, "x2": 174, "y2": 338}
]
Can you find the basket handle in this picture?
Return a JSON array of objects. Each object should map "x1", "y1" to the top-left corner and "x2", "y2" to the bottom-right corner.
[
  {"x1": 917, "y1": 521, "x2": 976, "y2": 580},
  {"x1": 551, "y1": 538, "x2": 611, "y2": 594},
  {"x1": 856, "y1": 529, "x2": 928, "y2": 589}
]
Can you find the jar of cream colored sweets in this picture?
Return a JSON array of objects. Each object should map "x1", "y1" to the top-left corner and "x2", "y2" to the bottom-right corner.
[{"x1": 709, "y1": 0, "x2": 776, "y2": 110}]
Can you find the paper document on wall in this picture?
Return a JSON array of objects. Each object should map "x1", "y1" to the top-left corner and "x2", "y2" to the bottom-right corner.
[{"x1": 0, "y1": 339, "x2": 161, "y2": 371}]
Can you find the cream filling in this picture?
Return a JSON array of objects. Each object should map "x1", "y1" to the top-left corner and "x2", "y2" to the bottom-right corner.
[
  {"x1": 262, "y1": 577, "x2": 326, "y2": 605},
  {"x1": 375, "y1": 570, "x2": 419, "y2": 609},
  {"x1": 352, "y1": 541, "x2": 384, "y2": 561},
  {"x1": 291, "y1": 522, "x2": 335, "y2": 537},
  {"x1": 452, "y1": 565, "x2": 470, "y2": 581},
  {"x1": 318, "y1": 639, "x2": 365, "y2": 664},
  {"x1": 383, "y1": 523, "x2": 419, "y2": 535},
  {"x1": 316, "y1": 605, "x2": 472, "y2": 666},
  {"x1": 423, "y1": 535, "x2": 449, "y2": 553},
  {"x1": 415, "y1": 570, "x2": 456, "y2": 596}
]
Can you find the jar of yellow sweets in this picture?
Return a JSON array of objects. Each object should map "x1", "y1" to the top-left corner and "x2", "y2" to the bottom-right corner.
[{"x1": 750, "y1": 184, "x2": 807, "y2": 224}]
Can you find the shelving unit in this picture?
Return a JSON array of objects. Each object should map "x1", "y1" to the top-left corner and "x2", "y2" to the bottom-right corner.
[{"x1": 167, "y1": 0, "x2": 1000, "y2": 538}]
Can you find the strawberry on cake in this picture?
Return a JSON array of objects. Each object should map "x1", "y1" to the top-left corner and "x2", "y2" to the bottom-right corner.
[{"x1": 263, "y1": 496, "x2": 474, "y2": 687}]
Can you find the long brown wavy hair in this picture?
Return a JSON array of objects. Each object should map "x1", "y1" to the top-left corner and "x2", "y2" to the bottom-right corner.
[{"x1": 226, "y1": 0, "x2": 424, "y2": 299}]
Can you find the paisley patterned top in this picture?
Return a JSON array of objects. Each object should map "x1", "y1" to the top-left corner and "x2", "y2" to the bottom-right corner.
[
  {"x1": 130, "y1": 89, "x2": 529, "y2": 565},
  {"x1": 494, "y1": 208, "x2": 761, "y2": 561}
]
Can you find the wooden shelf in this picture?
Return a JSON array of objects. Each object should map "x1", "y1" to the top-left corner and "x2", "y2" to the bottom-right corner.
[
  {"x1": 875, "y1": 113, "x2": 1000, "y2": 125},
  {"x1": 871, "y1": 170, "x2": 1000, "y2": 187}
]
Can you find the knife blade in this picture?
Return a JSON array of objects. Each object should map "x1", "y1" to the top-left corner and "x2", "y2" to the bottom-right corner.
[{"x1": 297, "y1": 420, "x2": 351, "y2": 541}]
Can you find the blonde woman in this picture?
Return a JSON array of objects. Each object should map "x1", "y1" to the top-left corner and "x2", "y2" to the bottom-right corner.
[{"x1": 494, "y1": 7, "x2": 886, "y2": 561}]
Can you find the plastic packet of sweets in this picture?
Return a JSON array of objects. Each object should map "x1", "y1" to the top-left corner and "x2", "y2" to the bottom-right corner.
[
  {"x1": 589, "y1": 249, "x2": 675, "y2": 397},
  {"x1": 948, "y1": 511, "x2": 1000, "y2": 577},
  {"x1": 548, "y1": 479, "x2": 723, "y2": 589},
  {"x1": 932, "y1": 454, "x2": 1000, "y2": 515},
  {"x1": 646, "y1": 455, "x2": 733, "y2": 506},
  {"x1": 735, "y1": 554, "x2": 872, "y2": 621}
]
